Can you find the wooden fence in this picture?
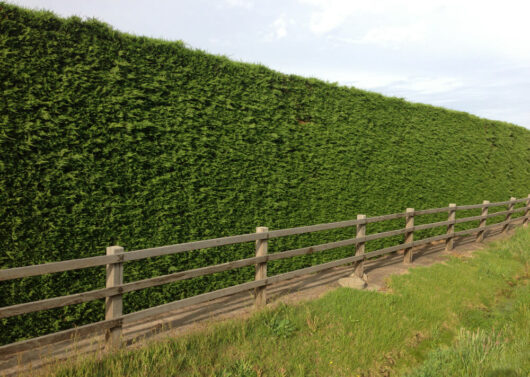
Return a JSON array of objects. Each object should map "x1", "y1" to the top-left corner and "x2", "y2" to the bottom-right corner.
[{"x1": 1, "y1": 195, "x2": 529, "y2": 354}]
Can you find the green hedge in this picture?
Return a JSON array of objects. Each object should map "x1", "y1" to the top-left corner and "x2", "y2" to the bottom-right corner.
[{"x1": 0, "y1": 2, "x2": 529, "y2": 344}]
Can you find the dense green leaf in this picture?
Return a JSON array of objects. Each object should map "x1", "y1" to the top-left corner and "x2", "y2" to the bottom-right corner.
[{"x1": 0, "y1": 2, "x2": 529, "y2": 345}]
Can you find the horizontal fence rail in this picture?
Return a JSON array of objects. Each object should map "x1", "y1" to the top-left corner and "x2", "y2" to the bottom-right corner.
[{"x1": 0, "y1": 194, "x2": 529, "y2": 355}]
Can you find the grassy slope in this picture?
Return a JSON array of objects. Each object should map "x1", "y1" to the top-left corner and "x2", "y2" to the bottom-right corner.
[
  {"x1": 46, "y1": 227, "x2": 530, "y2": 377},
  {"x1": 1, "y1": 2, "x2": 529, "y2": 344}
]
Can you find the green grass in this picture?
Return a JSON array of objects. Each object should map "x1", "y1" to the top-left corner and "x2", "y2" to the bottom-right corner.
[
  {"x1": 405, "y1": 261, "x2": 530, "y2": 376},
  {"x1": 41, "y1": 227, "x2": 530, "y2": 377}
]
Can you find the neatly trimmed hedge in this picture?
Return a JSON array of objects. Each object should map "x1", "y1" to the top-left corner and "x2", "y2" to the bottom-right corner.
[{"x1": 0, "y1": 3, "x2": 529, "y2": 344}]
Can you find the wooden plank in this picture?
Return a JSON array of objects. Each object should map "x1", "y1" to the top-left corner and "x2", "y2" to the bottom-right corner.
[
  {"x1": 269, "y1": 240, "x2": 418, "y2": 286},
  {"x1": 455, "y1": 203, "x2": 487, "y2": 210},
  {"x1": 2, "y1": 197, "x2": 525, "y2": 283},
  {"x1": 412, "y1": 233, "x2": 451, "y2": 247},
  {"x1": 0, "y1": 221, "x2": 410, "y2": 287},
  {"x1": 1, "y1": 220, "x2": 449, "y2": 319},
  {"x1": 0, "y1": 238, "x2": 406, "y2": 353},
  {"x1": 457, "y1": 218, "x2": 514, "y2": 237},
  {"x1": 268, "y1": 255, "x2": 363, "y2": 285},
  {"x1": 365, "y1": 242, "x2": 414, "y2": 259},
  {"x1": 268, "y1": 238, "x2": 358, "y2": 262},
  {"x1": 267, "y1": 212, "x2": 406, "y2": 239},
  {"x1": 513, "y1": 206, "x2": 526, "y2": 213},
  {"x1": 414, "y1": 207, "x2": 451, "y2": 216},
  {"x1": 0, "y1": 255, "x2": 267, "y2": 319},
  {"x1": 486, "y1": 219, "x2": 509, "y2": 229},
  {"x1": 2, "y1": 209, "x2": 525, "y2": 355},
  {"x1": 254, "y1": 227, "x2": 268, "y2": 309},
  {"x1": 268, "y1": 227, "x2": 408, "y2": 263},
  {"x1": 118, "y1": 255, "x2": 264, "y2": 291},
  {"x1": 0, "y1": 231, "x2": 268, "y2": 282},
  {"x1": 231, "y1": 212, "x2": 529, "y2": 290},
  {"x1": 0, "y1": 233, "x2": 266, "y2": 282},
  {"x1": 105, "y1": 246, "x2": 123, "y2": 348},
  {"x1": 440, "y1": 217, "x2": 521, "y2": 236},
  {"x1": 0, "y1": 318, "x2": 121, "y2": 355},
  {"x1": 122, "y1": 280, "x2": 265, "y2": 324},
  {"x1": 413, "y1": 220, "x2": 453, "y2": 231},
  {"x1": 503, "y1": 197, "x2": 515, "y2": 233},
  {"x1": 451, "y1": 218, "x2": 516, "y2": 237},
  {"x1": 484, "y1": 200, "x2": 512, "y2": 208},
  {"x1": 446, "y1": 204, "x2": 456, "y2": 251},
  {"x1": 510, "y1": 215, "x2": 528, "y2": 223},
  {"x1": 486, "y1": 210, "x2": 511, "y2": 219},
  {"x1": 523, "y1": 194, "x2": 530, "y2": 227},
  {"x1": 403, "y1": 208, "x2": 414, "y2": 264},
  {"x1": 266, "y1": 212, "x2": 407, "y2": 238},
  {"x1": 267, "y1": 218, "x2": 363, "y2": 239},
  {"x1": 124, "y1": 232, "x2": 266, "y2": 262},
  {"x1": 453, "y1": 226, "x2": 482, "y2": 237},
  {"x1": 454, "y1": 215, "x2": 483, "y2": 224},
  {"x1": 0, "y1": 214, "x2": 402, "y2": 282},
  {"x1": 3, "y1": 198, "x2": 529, "y2": 356},
  {"x1": 455, "y1": 197, "x2": 524, "y2": 211},
  {"x1": 0, "y1": 254, "x2": 121, "y2": 282},
  {"x1": 0, "y1": 287, "x2": 112, "y2": 319},
  {"x1": 0, "y1": 267, "x2": 279, "y2": 355},
  {"x1": 354, "y1": 215, "x2": 366, "y2": 277},
  {"x1": 364, "y1": 212, "x2": 407, "y2": 223},
  {"x1": 476, "y1": 200, "x2": 489, "y2": 242},
  {"x1": 362, "y1": 227, "x2": 408, "y2": 242}
]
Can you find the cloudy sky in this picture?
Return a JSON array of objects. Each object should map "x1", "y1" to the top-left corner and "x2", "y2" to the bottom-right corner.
[{"x1": 8, "y1": 0, "x2": 530, "y2": 128}]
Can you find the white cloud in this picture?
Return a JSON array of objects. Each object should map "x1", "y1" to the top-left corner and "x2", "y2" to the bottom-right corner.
[
  {"x1": 273, "y1": 15, "x2": 288, "y2": 39},
  {"x1": 298, "y1": 0, "x2": 365, "y2": 35},
  {"x1": 384, "y1": 77, "x2": 464, "y2": 95},
  {"x1": 329, "y1": 23, "x2": 426, "y2": 49},
  {"x1": 358, "y1": 24, "x2": 424, "y2": 48},
  {"x1": 336, "y1": 72, "x2": 463, "y2": 95},
  {"x1": 298, "y1": 0, "x2": 530, "y2": 60},
  {"x1": 223, "y1": 0, "x2": 254, "y2": 9},
  {"x1": 298, "y1": 0, "x2": 438, "y2": 35},
  {"x1": 263, "y1": 14, "x2": 294, "y2": 41},
  {"x1": 336, "y1": 72, "x2": 407, "y2": 89}
]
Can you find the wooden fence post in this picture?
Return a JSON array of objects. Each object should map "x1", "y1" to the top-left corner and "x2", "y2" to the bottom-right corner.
[
  {"x1": 503, "y1": 197, "x2": 515, "y2": 233},
  {"x1": 403, "y1": 208, "x2": 414, "y2": 264},
  {"x1": 354, "y1": 215, "x2": 366, "y2": 278},
  {"x1": 105, "y1": 245, "x2": 124, "y2": 349},
  {"x1": 524, "y1": 194, "x2": 530, "y2": 227},
  {"x1": 476, "y1": 200, "x2": 489, "y2": 242},
  {"x1": 254, "y1": 227, "x2": 268, "y2": 309},
  {"x1": 445, "y1": 204, "x2": 456, "y2": 251}
]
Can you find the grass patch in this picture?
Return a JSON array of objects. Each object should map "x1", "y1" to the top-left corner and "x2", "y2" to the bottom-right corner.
[
  {"x1": 405, "y1": 267, "x2": 529, "y2": 376},
  {"x1": 44, "y1": 228, "x2": 529, "y2": 377}
]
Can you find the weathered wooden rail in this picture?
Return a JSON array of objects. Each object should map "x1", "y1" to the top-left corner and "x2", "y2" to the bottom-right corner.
[{"x1": 1, "y1": 195, "x2": 529, "y2": 354}]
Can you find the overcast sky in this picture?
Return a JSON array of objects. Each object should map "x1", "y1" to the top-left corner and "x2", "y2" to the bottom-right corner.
[{"x1": 8, "y1": 0, "x2": 530, "y2": 128}]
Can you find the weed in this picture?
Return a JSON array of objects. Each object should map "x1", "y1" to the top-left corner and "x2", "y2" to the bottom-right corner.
[
  {"x1": 216, "y1": 360, "x2": 256, "y2": 377},
  {"x1": 266, "y1": 316, "x2": 297, "y2": 339}
]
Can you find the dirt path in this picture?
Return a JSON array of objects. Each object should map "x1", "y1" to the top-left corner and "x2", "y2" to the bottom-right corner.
[{"x1": 0, "y1": 221, "x2": 525, "y2": 376}]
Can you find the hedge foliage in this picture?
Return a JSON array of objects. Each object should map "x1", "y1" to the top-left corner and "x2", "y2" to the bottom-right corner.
[{"x1": 0, "y1": 3, "x2": 529, "y2": 344}]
